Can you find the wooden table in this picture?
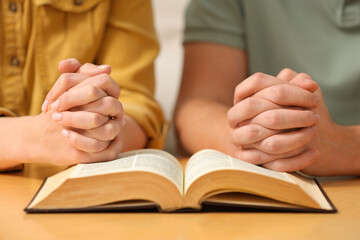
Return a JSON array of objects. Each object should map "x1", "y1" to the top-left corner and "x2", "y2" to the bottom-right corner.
[{"x1": 1, "y1": 161, "x2": 360, "y2": 240}]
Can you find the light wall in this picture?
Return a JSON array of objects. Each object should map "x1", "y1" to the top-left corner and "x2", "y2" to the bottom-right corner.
[{"x1": 153, "y1": 0, "x2": 190, "y2": 154}]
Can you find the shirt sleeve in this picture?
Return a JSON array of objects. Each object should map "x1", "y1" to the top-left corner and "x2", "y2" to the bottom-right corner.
[
  {"x1": 95, "y1": 0, "x2": 166, "y2": 148},
  {"x1": 0, "y1": 108, "x2": 16, "y2": 117},
  {"x1": 184, "y1": 0, "x2": 246, "y2": 50}
]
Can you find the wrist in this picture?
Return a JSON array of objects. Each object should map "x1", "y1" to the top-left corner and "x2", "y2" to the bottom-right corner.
[
  {"x1": 0, "y1": 116, "x2": 37, "y2": 167},
  {"x1": 322, "y1": 123, "x2": 360, "y2": 176},
  {"x1": 17, "y1": 115, "x2": 40, "y2": 164},
  {"x1": 118, "y1": 115, "x2": 146, "y2": 152},
  {"x1": 341, "y1": 125, "x2": 360, "y2": 174}
]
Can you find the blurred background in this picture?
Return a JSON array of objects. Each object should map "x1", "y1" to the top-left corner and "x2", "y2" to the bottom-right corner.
[{"x1": 153, "y1": 0, "x2": 190, "y2": 154}]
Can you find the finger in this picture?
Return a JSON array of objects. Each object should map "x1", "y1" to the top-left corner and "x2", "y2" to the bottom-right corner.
[
  {"x1": 277, "y1": 68, "x2": 298, "y2": 81},
  {"x1": 70, "y1": 96, "x2": 124, "y2": 118},
  {"x1": 289, "y1": 73, "x2": 319, "y2": 93},
  {"x1": 76, "y1": 119, "x2": 125, "y2": 141},
  {"x1": 231, "y1": 124, "x2": 280, "y2": 145},
  {"x1": 58, "y1": 58, "x2": 82, "y2": 73},
  {"x1": 51, "y1": 85, "x2": 107, "y2": 112},
  {"x1": 52, "y1": 111, "x2": 108, "y2": 129},
  {"x1": 234, "y1": 73, "x2": 287, "y2": 104},
  {"x1": 253, "y1": 84, "x2": 319, "y2": 108},
  {"x1": 42, "y1": 73, "x2": 90, "y2": 112},
  {"x1": 244, "y1": 126, "x2": 318, "y2": 154},
  {"x1": 261, "y1": 149, "x2": 320, "y2": 172},
  {"x1": 73, "y1": 73, "x2": 121, "y2": 99},
  {"x1": 234, "y1": 146, "x2": 306, "y2": 166},
  {"x1": 61, "y1": 128, "x2": 110, "y2": 153},
  {"x1": 228, "y1": 97, "x2": 281, "y2": 128},
  {"x1": 77, "y1": 63, "x2": 112, "y2": 76},
  {"x1": 79, "y1": 135, "x2": 123, "y2": 163},
  {"x1": 250, "y1": 109, "x2": 319, "y2": 130}
]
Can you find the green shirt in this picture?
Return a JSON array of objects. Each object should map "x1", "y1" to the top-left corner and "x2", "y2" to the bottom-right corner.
[{"x1": 184, "y1": 0, "x2": 360, "y2": 125}]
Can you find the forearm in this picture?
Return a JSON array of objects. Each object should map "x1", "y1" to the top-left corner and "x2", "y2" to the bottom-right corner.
[
  {"x1": 322, "y1": 124, "x2": 360, "y2": 175},
  {"x1": 342, "y1": 125, "x2": 360, "y2": 174},
  {"x1": 301, "y1": 122, "x2": 360, "y2": 176},
  {"x1": 175, "y1": 98, "x2": 236, "y2": 155},
  {"x1": 0, "y1": 116, "x2": 34, "y2": 170},
  {"x1": 119, "y1": 114, "x2": 147, "y2": 152}
]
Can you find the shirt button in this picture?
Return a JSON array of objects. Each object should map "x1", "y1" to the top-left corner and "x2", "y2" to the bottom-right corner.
[
  {"x1": 73, "y1": 0, "x2": 83, "y2": 6},
  {"x1": 9, "y1": 2, "x2": 17, "y2": 13},
  {"x1": 10, "y1": 56, "x2": 20, "y2": 67}
]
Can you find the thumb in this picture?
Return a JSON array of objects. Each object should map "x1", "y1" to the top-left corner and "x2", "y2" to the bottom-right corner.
[
  {"x1": 58, "y1": 58, "x2": 82, "y2": 73},
  {"x1": 289, "y1": 73, "x2": 319, "y2": 93},
  {"x1": 77, "y1": 63, "x2": 112, "y2": 76}
]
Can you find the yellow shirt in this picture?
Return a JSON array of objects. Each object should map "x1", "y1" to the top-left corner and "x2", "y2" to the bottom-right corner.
[{"x1": 0, "y1": 0, "x2": 166, "y2": 148}]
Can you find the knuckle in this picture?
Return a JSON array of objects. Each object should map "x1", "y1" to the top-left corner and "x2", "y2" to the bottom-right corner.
[
  {"x1": 227, "y1": 108, "x2": 237, "y2": 128},
  {"x1": 298, "y1": 72, "x2": 311, "y2": 80},
  {"x1": 247, "y1": 152, "x2": 263, "y2": 165},
  {"x1": 115, "y1": 84, "x2": 121, "y2": 97},
  {"x1": 234, "y1": 84, "x2": 242, "y2": 97},
  {"x1": 83, "y1": 63, "x2": 92, "y2": 68},
  {"x1": 58, "y1": 74, "x2": 73, "y2": 89},
  {"x1": 103, "y1": 96, "x2": 114, "y2": 110},
  {"x1": 104, "y1": 123, "x2": 117, "y2": 139},
  {"x1": 244, "y1": 125, "x2": 260, "y2": 140},
  {"x1": 281, "y1": 68, "x2": 293, "y2": 74},
  {"x1": 90, "y1": 113, "x2": 105, "y2": 127},
  {"x1": 263, "y1": 138, "x2": 279, "y2": 153},
  {"x1": 252, "y1": 72, "x2": 265, "y2": 83},
  {"x1": 118, "y1": 102, "x2": 124, "y2": 116},
  {"x1": 97, "y1": 73, "x2": 111, "y2": 84},
  {"x1": 71, "y1": 132, "x2": 81, "y2": 148},
  {"x1": 89, "y1": 141, "x2": 102, "y2": 152},
  {"x1": 270, "y1": 162, "x2": 287, "y2": 172},
  {"x1": 297, "y1": 134, "x2": 307, "y2": 146},
  {"x1": 242, "y1": 97, "x2": 259, "y2": 114},
  {"x1": 59, "y1": 92, "x2": 70, "y2": 109},
  {"x1": 86, "y1": 139, "x2": 106, "y2": 153},
  {"x1": 86, "y1": 85, "x2": 100, "y2": 98},
  {"x1": 59, "y1": 73, "x2": 72, "y2": 84},
  {"x1": 263, "y1": 111, "x2": 280, "y2": 127},
  {"x1": 99, "y1": 73, "x2": 110, "y2": 79},
  {"x1": 269, "y1": 85, "x2": 287, "y2": 102},
  {"x1": 303, "y1": 111, "x2": 315, "y2": 125},
  {"x1": 46, "y1": 91, "x2": 56, "y2": 101}
]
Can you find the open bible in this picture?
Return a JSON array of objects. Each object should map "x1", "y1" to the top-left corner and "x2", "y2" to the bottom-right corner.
[{"x1": 25, "y1": 149, "x2": 336, "y2": 213}]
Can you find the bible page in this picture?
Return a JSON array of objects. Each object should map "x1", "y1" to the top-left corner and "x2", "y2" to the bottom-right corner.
[
  {"x1": 184, "y1": 149, "x2": 292, "y2": 192},
  {"x1": 70, "y1": 149, "x2": 183, "y2": 193}
]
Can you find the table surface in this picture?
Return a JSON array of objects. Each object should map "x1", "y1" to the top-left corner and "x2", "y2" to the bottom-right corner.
[{"x1": 1, "y1": 160, "x2": 360, "y2": 240}]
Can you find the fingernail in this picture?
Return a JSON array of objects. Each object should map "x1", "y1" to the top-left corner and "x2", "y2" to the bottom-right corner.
[
  {"x1": 61, "y1": 129, "x2": 70, "y2": 138},
  {"x1": 121, "y1": 118, "x2": 126, "y2": 127},
  {"x1": 311, "y1": 149, "x2": 319, "y2": 158},
  {"x1": 51, "y1": 100, "x2": 60, "y2": 111},
  {"x1": 314, "y1": 113, "x2": 320, "y2": 122},
  {"x1": 314, "y1": 95, "x2": 319, "y2": 106},
  {"x1": 41, "y1": 99, "x2": 48, "y2": 112},
  {"x1": 98, "y1": 65, "x2": 110, "y2": 69},
  {"x1": 52, "y1": 112, "x2": 62, "y2": 121},
  {"x1": 60, "y1": 59, "x2": 73, "y2": 65},
  {"x1": 310, "y1": 125, "x2": 318, "y2": 134}
]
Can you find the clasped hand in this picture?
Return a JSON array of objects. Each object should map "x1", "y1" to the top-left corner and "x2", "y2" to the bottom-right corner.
[
  {"x1": 41, "y1": 58, "x2": 124, "y2": 164},
  {"x1": 228, "y1": 69, "x2": 326, "y2": 174}
]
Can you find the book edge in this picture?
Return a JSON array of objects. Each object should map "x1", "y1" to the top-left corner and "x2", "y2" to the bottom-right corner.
[
  {"x1": 24, "y1": 177, "x2": 49, "y2": 212},
  {"x1": 314, "y1": 178, "x2": 337, "y2": 213}
]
